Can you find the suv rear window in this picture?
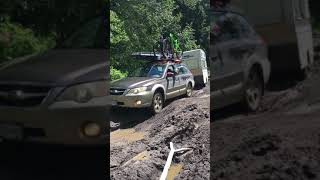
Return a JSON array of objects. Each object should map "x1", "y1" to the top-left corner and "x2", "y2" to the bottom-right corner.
[{"x1": 176, "y1": 65, "x2": 189, "y2": 75}]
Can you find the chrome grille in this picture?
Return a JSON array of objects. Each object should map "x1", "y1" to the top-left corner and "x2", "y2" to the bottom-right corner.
[
  {"x1": 110, "y1": 88, "x2": 126, "y2": 95},
  {"x1": 0, "y1": 85, "x2": 51, "y2": 107}
]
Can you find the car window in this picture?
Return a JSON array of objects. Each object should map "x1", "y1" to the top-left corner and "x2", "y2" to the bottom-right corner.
[
  {"x1": 176, "y1": 65, "x2": 189, "y2": 75},
  {"x1": 232, "y1": 14, "x2": 256, "y2": 39},
  {"x1": 128, "y1": 63, "x2": 166, "y2": 78},
  {"x1": 211, "y1": 12, "x2": 241, "y2": 44},
  {"x1": 181, "y1": 67, "x2": 189, "y2": 74},
  {"x1": 148, "y1": 65, "x2": 166, "y2": 78},
  {"x1": 211, "y1": 12, "x2": 257, "y2": 44}
]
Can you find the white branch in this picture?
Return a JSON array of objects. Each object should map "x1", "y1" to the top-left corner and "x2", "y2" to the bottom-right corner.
[{"x1": 159, "y1": 142, "x2": 192, "y2": 180}]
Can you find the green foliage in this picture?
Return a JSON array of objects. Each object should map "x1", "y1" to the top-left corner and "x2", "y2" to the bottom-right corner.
[
  {"x1": 111, "y1": 66, "x2": 128, "y2": 81},
  {"x1": 110, "y1": 11, "x2": 129, "y2": 45},
  {"x1": 0, "y1": 17, "x2": 56, "y2": 62},
  {"x1": 110, "y1": 0, "x2": 210, "y2": 73},
  {"x1": 179, "y1": 25, "x2": 200, "y2": 50}
]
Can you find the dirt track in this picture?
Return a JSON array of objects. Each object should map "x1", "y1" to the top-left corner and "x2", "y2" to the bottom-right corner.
[{"x1": 110, "y1": 85, "x2": 210, "y2": 179}]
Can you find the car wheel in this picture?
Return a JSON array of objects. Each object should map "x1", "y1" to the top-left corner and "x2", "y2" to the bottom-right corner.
[
  {"x1": 243, "y1": 68, "x2": 263, "y2": 112},
  {"x1": 186, "y1": 83, "x2": 193, "y2": 97},
  {"x1": 151, "y1": 92, "x2": 164, "y2": 114}
]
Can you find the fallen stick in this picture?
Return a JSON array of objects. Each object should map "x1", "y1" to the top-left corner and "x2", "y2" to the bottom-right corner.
[{"x1": 159, "y1": 142, "x2": 192, "y2": 180}]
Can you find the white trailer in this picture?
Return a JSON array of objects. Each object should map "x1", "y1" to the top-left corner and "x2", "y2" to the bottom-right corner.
[
  {"x1": 182, "y1": 49, "x2": 209, "y2": 86},
  {"x1": 230, "y1": 0, "x2": 314, "y2": 76}
]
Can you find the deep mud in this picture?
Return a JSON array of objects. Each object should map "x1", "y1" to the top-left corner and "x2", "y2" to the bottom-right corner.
[
  {"x1": 259, "y1": 59, "x2": 320, "y2": 113},
  {"x1": 212, "y1": 111, "x2": 320, "y2": 180},
  {"x1": 212, "y1": 45, "x2": 320, "y2": 180},
  {"x1": 110, "y1": 86, "x2": 210, "y2": 179}
]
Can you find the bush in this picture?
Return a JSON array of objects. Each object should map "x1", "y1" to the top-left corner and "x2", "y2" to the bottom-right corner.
[
  {"x1": 111, "y1": 66, "x2": 128, "y2": 81},
  {"x1": 0, "y1": 17, "x2": 56, "y2": 63}
]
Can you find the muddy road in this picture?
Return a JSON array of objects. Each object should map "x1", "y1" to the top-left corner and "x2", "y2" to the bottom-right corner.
[
  {"x1": 110, "y1": 85, "x2": 210, "y2": 179},
  {"x1": 212, "y1": 47, "x2": 320, "y2": 180}
]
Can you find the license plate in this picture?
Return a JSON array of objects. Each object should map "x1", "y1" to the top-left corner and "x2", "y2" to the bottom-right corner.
[
  {"x1": 0, "y1": 124, "x2": 23, "y2": 140},
  {"x1": 111, "y1": 101, "x2": 117, "y2": 106}
]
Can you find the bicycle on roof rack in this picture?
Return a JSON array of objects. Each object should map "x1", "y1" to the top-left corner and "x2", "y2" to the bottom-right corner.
[{"x1": 153, "y1": 33, "x2": 184, "y2": 64}]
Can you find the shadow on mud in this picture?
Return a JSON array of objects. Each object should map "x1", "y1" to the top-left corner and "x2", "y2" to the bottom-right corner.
[
  {"x1": 266, "y1": 71, "x2": 304, "y2": 91},
  {"x1": 212, "y1": 103, "x2": 246, "y2": 121},
  {"x1": 110, "y1": 108, "x2": 153, "y2": 129},
  {"x1": 110, "y1": 97, "x2": 182, "y2": 130}
]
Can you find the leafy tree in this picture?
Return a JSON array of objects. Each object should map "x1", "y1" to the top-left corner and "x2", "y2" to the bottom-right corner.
[
  {"x1": 110, "y1": 66, "x2": 127, "y2": 81},
  {"x1": 110, "y1": 0, "x2": 209, "y2": 79},
  {"x1": 0, "y1": 17, "x2": 55, "y2": 62}
]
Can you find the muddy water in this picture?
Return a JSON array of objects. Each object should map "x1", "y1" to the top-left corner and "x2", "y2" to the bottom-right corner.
[
  {"x1": 167, "y1": 163, "x2": 183, "y2": 180},
  {"x1": 121, "y1": 151, "x2": 150, "y2": 167},
  {"x1": 110, "y1": 129, "x2": 145, "y2": 145}
]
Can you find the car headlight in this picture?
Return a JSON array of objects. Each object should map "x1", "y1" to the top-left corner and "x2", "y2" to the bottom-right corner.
[
  {"x1": 127, "y1": 87, "x2": 148, "y2": 95},
  {"x1": 57, "y1": 81, "x2": 108, "y2": 103}
]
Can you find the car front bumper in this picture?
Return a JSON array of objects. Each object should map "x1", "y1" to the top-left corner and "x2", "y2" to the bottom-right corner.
[
  {"x1": 110, "y1": 91, "x2": 153, "y2": 108},
  {"x1": 0, "y1": 96, "x2": 109, "y2": 146}
]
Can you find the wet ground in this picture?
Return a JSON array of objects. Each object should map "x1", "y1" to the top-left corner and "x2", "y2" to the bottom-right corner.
[
  {"x1": 211, "y1": 42, "x2": 320, "y2": 180},
  {"x1": 110, "y1": 85, "x2": 210, "y2": 180}
]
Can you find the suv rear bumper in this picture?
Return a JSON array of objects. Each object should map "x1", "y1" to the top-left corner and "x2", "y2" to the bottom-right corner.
[{"x1": 0, "y1": 96, "x2": 109, "y2": 146}]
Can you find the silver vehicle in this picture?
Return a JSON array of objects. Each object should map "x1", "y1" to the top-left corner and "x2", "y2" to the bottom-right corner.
[
  {"x1": 211, "y1": 10, "x2": 271, "y2": 111},
  {"x1": 0, "y1": 17, "x2": 108, "y2": 146},
  {"x1": 110, "y1": 55, "x2": 195, "y2": 114}
]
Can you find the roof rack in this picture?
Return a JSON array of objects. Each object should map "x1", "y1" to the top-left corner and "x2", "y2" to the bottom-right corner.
[
  {"x1": 131, "y1": 33, "x2": 184, "y2": 64},
  {"x1": 131, "y1": 52, "x2": 182, "y2": 64}
]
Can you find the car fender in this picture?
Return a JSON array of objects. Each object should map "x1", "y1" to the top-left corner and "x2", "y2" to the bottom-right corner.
[
  {"x1": 186, "y1": 78, "x2": 195, "y2": 88},
  {"x1": 243, "y1": 53, "x2": 270, "y2": 85},
  {"x1": 151, "y1": 84, "x2": 167, "y2": 100}
]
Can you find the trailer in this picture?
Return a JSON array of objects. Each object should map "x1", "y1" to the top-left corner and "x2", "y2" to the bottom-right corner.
[
  {"x1": 182, "y1": 49, "x2": 209, "y2": 87},
  {"x1": 230, "y1": 0, "x2": 314, "y2": 77}
]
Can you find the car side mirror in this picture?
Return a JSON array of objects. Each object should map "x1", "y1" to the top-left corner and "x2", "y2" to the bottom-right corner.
[{"x1": 166, "y1": 71, "x2": 175, "y2": 77}]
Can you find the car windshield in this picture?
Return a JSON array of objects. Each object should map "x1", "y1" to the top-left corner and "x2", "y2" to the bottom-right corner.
[
  {"x1": 211, "y1": 12, "x2": 230, "y2": 43},
  {"x1": 57, "y1": 16, "x2": 106, "y2": 49},
  {"x1": 128, "y1": 63, "x2": 166, "y2": 78}
]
